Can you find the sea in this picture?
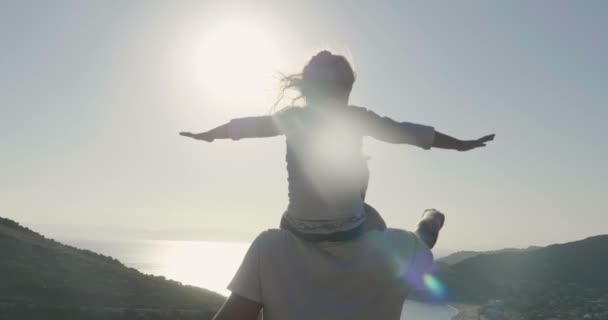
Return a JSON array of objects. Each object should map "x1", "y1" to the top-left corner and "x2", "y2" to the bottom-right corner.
[{"x1": 59, "y1": 238, "x2": 458, "y2": 320}]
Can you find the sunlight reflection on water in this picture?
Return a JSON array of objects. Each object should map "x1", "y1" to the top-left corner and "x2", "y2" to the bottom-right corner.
[
  {"x1": 62, "y1": 238, "x2": 457, "y2": 319},
  {"x1": 62, "y1": 238, "x2": 248, "y2": 295},
  {"x1": 151, "y1": 240, "x2": 250, "y2": 295}
]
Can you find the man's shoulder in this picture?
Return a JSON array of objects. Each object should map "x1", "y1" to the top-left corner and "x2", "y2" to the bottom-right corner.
[
  {"x1": 384, "y1": 228, "x2": 418, "y2": 240},
  {"x1": 253, "y1": 229, "x2": 294, "y2": 246},
  {"x1": 369, "y1": 228, "x2": 427, "y2": 252},
  {"x1": 258, "y1": 228, "x2": 288, "y2": 238}
]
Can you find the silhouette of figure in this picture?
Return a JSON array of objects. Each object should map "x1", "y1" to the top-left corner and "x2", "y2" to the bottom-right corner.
[
  {"x1": 181, "y1": 50, "x2": 493, "y2": 242},
  {"x1": 212, "y1": 210, "x2": 445, "y2": 320},
  {"x1": 180, "y1": 50, "x2": 492, "y2": 319}
]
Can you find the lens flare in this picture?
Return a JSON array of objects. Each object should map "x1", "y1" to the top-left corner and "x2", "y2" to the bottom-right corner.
[{"x1": 422, "y1": 273, "x2": 447, "y2": 299}]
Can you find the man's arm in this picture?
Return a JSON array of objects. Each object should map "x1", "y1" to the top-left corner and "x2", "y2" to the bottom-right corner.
[
  {"x1": 212, "y1": 294, "x2": 262, "y2": 320},
  {"x1": 180, "y1": 116, "x2": 281, "y2": 142},
  {"x1": 414, "y1": 209, "x2": 445, "y2": 249},
  {"x1": 432, "y1": 131, "x2": 495, "y2": 151}
]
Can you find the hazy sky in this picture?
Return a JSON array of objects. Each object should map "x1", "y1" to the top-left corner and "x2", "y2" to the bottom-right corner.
[{"x1": 1, "y1": 1, "x2": 606, "y2": 250}]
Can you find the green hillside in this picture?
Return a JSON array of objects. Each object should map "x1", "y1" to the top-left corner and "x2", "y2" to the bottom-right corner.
[
  {"x1": 3, "y1": 215, "x2": 606, "y2": 320},
  {"x1": 0, "y1": 217, "x2": 225, "y2": 319},
  {"x1": 437, "y1": 246, "x2": 540, "y2": 265},
  {"x1": 439, "y1": 235, "x2": 608, "y2": 319}
]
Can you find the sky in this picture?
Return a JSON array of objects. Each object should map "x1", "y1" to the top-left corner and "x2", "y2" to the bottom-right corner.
[{"x1": 1, "y1": 0, "x2": 606, "y2": 251}]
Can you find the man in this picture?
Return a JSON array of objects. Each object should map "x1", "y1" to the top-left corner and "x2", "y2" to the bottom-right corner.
[{"x1": 213, "y1": 209, "x2": 445, "y2": 320}]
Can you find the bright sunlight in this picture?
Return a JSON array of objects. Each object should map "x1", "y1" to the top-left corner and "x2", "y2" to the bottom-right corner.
[{"x1": 196, "y1": 22, "x2": 282, "y2": 107}]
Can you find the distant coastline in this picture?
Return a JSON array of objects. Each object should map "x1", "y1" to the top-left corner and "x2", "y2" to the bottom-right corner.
[
  {"x1": 447, "y1": 305, "x2": 459, "y2": 320},
  {"x1": 447, "y1": 305, "x2": 460, "y2": 320},
  {"x1": 450, "y1": 304, "x2": 479, "y2": 320},
  {"x1": 62, "y1": 237, "x2": 461, "y2": 320}
]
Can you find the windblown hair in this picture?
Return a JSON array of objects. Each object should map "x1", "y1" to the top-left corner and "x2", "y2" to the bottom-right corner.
[{"x1": 275, "y1": 50, "x2": 356, "y2": 107}]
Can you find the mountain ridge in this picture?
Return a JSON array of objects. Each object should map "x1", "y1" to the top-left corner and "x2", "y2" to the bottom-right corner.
[
  {"x1": 437, "y1": 234, "x2": 608, "y2": 319},
  {"x1": 0, "y1": 216, "x2": 225, "y2": 319},
  {"x1": 437, "y1": 246, "x2": 541, "y2": 265},
  {"x1": 3, "y1": 216, "x2": 607, "y2": 320}
]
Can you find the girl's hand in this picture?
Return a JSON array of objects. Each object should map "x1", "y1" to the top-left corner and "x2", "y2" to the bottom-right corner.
[
  {"x1": 458, "y1": 134, "x2": 495, "y2": 151},
  {"x1": 179, "y1": 131, "x2": 214, "y2": 142}
]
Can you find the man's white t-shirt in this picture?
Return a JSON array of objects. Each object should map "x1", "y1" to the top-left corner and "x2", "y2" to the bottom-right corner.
[{"x1": 228, "y1": 228, "x2": 433, "y2": 320}]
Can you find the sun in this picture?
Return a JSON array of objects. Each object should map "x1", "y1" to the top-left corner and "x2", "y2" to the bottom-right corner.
[{"x1": 196, "y1": 22, "x2": 282, "y2": 107}]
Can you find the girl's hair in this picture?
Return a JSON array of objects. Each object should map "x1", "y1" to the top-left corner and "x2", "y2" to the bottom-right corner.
[{"x1": 275, "y1": 50, "x2": 356, "y2": 107}]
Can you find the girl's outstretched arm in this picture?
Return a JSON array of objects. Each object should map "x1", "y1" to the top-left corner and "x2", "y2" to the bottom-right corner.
[
  {"x1": 180, "y1": 116, "x2": 281, "y2": 142},
  {"x1": 180, "y1": 123, "x2": 229, "y2": 142},
  {"x1": 352, "y1": 106, "x2": 495, "y2": 151},
  {"x1": 432, "y1": 132, "x2": 495, "y2": 151}
]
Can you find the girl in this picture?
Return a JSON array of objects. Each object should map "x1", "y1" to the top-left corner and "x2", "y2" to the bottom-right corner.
[{"x1": 180, "y1": 50, "x2": 493, "y2": 241}]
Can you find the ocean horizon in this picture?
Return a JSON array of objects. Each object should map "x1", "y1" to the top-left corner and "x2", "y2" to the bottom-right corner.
[{"x1": 58, "y1": 237, "x2": 458, "y2": 320}]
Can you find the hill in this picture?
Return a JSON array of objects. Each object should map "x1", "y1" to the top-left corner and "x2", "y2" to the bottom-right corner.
[
  {"x1": 438, "y1": 235, "x2": 608, "y2": 320},
  {"x1": 0, "y1": 217, "x2": 225, "y2": 320},
  {"x1": 437, "y1": 246, "x2": 540, "y2": 265}
]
